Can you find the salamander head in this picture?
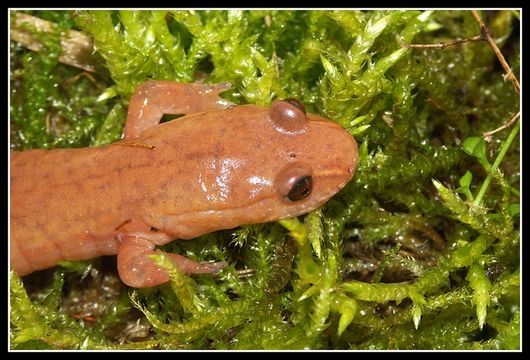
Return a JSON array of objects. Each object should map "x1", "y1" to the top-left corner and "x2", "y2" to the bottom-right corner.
[
  {"x1": 251, "y1": 98, "x2": 359, "y2": 219},
  {"x1": 150, "y1": 98, "x2": 359, "y2": 239}
]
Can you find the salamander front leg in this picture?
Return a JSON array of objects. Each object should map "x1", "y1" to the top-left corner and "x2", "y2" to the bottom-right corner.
[
  {"x1": 124, "y1": 81, "x2": 234, "y2": 140},
  {"x1": 117, "y1": 235, "x2": 226, "y2": 288}
]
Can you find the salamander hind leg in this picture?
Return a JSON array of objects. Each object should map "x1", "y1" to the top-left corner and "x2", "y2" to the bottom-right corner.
[
  {"x1": 124, "y1": 81, "x2": 234, "y2": 140},
  {"x1": 117, "y1": 234, "x2": 226, "y2": 288}
]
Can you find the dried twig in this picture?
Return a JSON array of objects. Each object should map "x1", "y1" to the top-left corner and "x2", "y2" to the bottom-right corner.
[
  {"x1": 406, "y1": 10, "x2": 521, "y2": 140},
  {"x1": 483, "y1": 111, "x2": 521, "y2": 142},
  {"x1": 405, "y1": 34, "x2": 484, "y2": 49},
  {"x1": 470, "y1": 10, "x2": 521, "y2": 141},
  {"x1": 471, "y1": 10, "x2": 520, "y2": 95},
  {"x1": 405, "y1": 10, "x2": 519, "y2": 96},
  {"x1": 114, "y1": 142, "x2": 156, "y2": 150},
  {"x1": 61, "y1": 71, "x2": 103, "y2": 90}
]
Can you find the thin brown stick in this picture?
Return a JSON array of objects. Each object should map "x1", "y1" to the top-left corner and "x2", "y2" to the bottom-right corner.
[
  {"x1": 115, "y1": 218, "x2": 132, "y2": 231},
  {"x1": 61, "y1": 71, "x2": 103, "y2": 90},
  {"x1": 483, "y1": 111, "x2": 521, "y2": 142},
  {"x1": 407, "y1": 11, "x2": 521, "y2": 140},
  {"x1": 114, "y1": 142, "x2": 156, "y2": 150},
  {"x1": 471, "y1": 10, "x2": 520, "y2": 94},
  {"x1": 406, "y1": 34, "x2": 484, "y2": 49},
  {"x1": 406, "y1": 11, "x2": 520, "y2": 96}
]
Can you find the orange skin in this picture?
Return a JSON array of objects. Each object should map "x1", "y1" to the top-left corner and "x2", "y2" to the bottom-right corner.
[{"x1": 10, "y1": 81, "x2": 359, "y2": 288}]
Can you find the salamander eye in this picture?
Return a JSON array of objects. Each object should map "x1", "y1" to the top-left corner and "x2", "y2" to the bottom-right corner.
[
  {"x1": 269, "y1": 99, "x2": 308, "y2": 135},
  {"x1": 283, "y1": 98, "x2": 306, "y2": 114},
  {"x1": 287, "y1": 176, "x2": 312, "y2": 201},
  {"x1": 276, "y1": 161, "x2": 313, "y2": 202}
]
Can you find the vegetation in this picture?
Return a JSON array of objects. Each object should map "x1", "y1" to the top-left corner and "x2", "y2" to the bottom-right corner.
[{"x1": 10, "y1": 9, "x2": 520, "y2": 350}]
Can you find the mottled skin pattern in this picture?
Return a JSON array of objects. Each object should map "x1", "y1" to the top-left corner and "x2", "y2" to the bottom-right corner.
[{"x1": 10, "y1": 81, "x2": 359, "y2": 287}]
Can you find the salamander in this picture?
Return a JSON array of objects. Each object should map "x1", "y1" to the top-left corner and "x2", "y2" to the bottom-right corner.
[{"x1": 10, "y1": 81, "x2": 358, "y2": 287}]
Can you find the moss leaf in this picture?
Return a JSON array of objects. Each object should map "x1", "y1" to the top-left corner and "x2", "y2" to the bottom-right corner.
[{"x1": 466, "y1": 262, "x2": 492, "y2": 329}]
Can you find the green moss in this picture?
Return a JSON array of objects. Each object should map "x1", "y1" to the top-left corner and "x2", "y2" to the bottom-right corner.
[
  {"x1": 10, "y1": 9, "x2": 519, "y2": 349},
  {"x1": 10, "y1": 15, "x2": 114, "y2": 149}
]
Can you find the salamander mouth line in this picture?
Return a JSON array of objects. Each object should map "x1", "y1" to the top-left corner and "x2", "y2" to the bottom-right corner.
[{"x1": 153, "y1": 173, "x2": 353, "y2": 230}]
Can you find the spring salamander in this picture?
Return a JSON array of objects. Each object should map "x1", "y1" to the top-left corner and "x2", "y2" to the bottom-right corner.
[{"x1": 10, "y1": 81, "x2": 358, "y2": 287}]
